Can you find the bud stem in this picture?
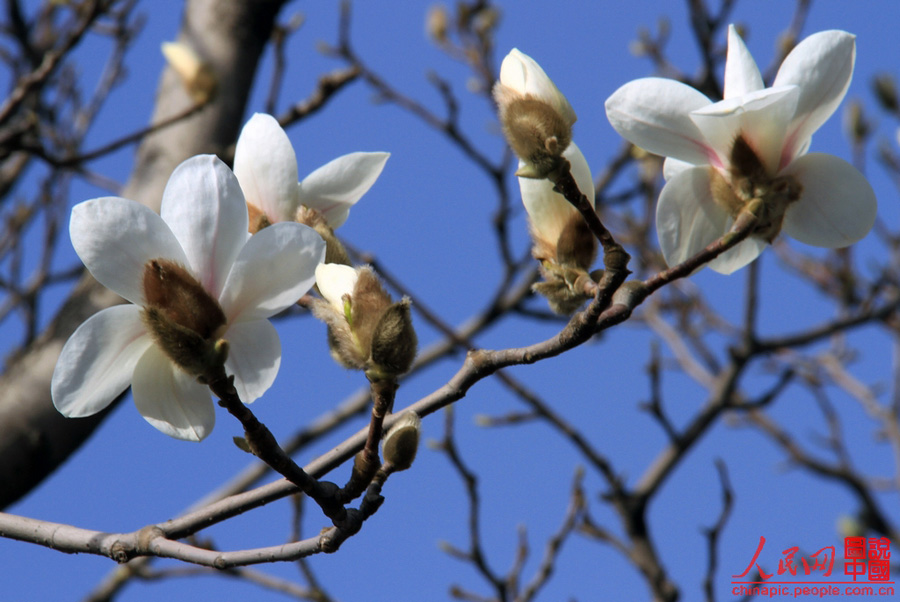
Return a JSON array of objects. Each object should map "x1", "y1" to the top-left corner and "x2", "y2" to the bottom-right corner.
[{"x1": 339, "y1": 376, "x2": 398, "y2": 502}]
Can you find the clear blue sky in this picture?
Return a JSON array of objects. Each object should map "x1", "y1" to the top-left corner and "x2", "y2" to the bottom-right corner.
[{"x1": 3, "y1": 1, "x2": 899, "y2": 601}]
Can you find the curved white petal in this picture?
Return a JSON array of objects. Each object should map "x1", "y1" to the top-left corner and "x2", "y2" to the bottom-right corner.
[
  {"x1": 500, "y1": 48, "x2": 576, "y2": 125},
  {"x1": 656, "y1": 167, "x2": 733, "y2": 267},
  {"x1": 781, "y1": 153, "x2": 877, "y2": 247},
  {"x1": 70, "y1": 198, "x2": 187, "y2": 305},
  {"x1": 519, "y1": 143, "x2": 592, "y2": 244},
  {"x1": 605, "y1": 78, "x2": 714, "y2": 166},
  {"x1": 233, "y1": 113, "x2": 301, "y2": 223},
  {"x1": 298, "y1": 151, "x2": 390, "y2": 228},
  {"x1": 724, "y1": 25, "x2": 764, "y2": 98},
  {"x1": 774, "y1": 30, "x2": 856, "y2": 161},
  {"x1": 219, "y1": 222, "x2": 325, "y2": 322},
  {"x1": 707, "y1": 236, "x2": 768, "y2": 275},
  {"x1": 316, "y1": 263, "x2": 359, "y2": 312},
  {"x1": 161, "y1": 155, "x2": 249, "y2": 298},
  {"x1": 132, "y1": 345, "x2": 214, "y2": 441},
  {"x1": 223, "y1": 319, "x2": 281, "y2": 404},
  {"x1": 663, "y1": 157, "x2": 694, "y2": 181},
  {"x1": 690, "y1": 86, "x2": 799, "y2": 174},
  {"x1": 51, "y1": 305, "x2": 151, "y2": 418}
]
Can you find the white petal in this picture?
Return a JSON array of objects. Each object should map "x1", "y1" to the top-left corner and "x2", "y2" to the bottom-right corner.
[
  {"x1": 774, "y1": 30, "x2": 856, "y2": 161},
  {"x1": 605, "y1": 78, "x2": 714, "y2": 166},
  {"x1": 663, "y1": 157, "x2": 693, "y2": 181},
  {"x1": 656, "y1": 166, "x2": 765, "y2": 275},
  {"x1": 706, "y1": 236, "x2": 768, "y2": 275},
  {"x1": 500, "y1": 48, "x2": 576, "y2": 125},
  {"x1": 690, "y1": 86, "x2": 799, "y2": 174},
  {"x1": 70, "y1": 198, "x2": 187, "y2": 305},
  {"x1": 161, "y1": 155, "x2": 249, "y2": 298},
  {"x1": 519, "y1": 142, "x2": 593, "y2": 244},
  {"x1": 316, "y1": 263, "x2": 359, "y2": 312},
  {"x1": 297, "y1": 152, "x2": 390, "y2": 229},
  {"x1": 52, "y1": 305, "x2": 151, "y2": 418},
  {"x1": 724, "y1": 25, "x2": 764, "y2": 98},
  {"x1": 219, "y1": 222, "x2": 325, "y2": 322},
  {"x1": 781, "y1": 153, "x2": 877, "y2": 247},
  {"x1": 233, "y1": 113, "x2": 301, "y2": 223},
  {"x1": 132, "y1": 345, "x2": 214, "y2": 441},
  {"x1": 223, "y1": 319, "x2": 281, "y2": 404}
]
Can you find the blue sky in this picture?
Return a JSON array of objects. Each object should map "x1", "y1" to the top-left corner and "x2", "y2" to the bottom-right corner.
[{"x1": 3, "y1": 1, "x2": 899, "y2": 601}]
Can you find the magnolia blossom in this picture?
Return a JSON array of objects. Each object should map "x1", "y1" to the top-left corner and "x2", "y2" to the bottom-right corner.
[
  {"x1": 605, "y1": 26, "x2": 877, "y2": 274},
  {"x1": 233, "y1": 113, "x2": 389, "y2": 230},
  {"x1": 496, "y1": 48, "x2": 576, "y2": 130},
  {"x1": 51, "y1": 155, "x2": 325, "y2": 441}
]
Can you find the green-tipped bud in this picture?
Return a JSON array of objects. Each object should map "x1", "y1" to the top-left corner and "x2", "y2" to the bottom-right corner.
[
  {"x1": 382, "y1": 411, "x2": 422, "y2": 471},
  {"x1": 312, "y1": 264, "x2": 417, "y2": 374}
]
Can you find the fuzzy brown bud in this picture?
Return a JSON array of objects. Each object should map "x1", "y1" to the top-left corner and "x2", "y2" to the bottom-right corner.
[
  {"x1": 140, "y1": 258, "x2": 228, "y2": 376},
  {"x1": 382, "y1": 412, "x2": 422, "y2": 471}
]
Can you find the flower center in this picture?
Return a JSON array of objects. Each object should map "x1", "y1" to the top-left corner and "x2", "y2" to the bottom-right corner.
[{"x1": 711, "y1": 133, "x2": 803, "y2": 242}]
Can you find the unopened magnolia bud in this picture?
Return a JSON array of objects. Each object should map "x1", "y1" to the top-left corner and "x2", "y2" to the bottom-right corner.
[
  {"x1": 873, "y1": 74, "x2": 899, "y2": 113},
  {"x1": 382, "y1": 412, "x2": 422, "y2": 471},
  {"x1": 161, "y1": 41, "x2": 217, "y2": 104},
  {"x1": 494, "y1": 49, "x2": 577, "y2": 178},
  {"x1": 370, "y1": 299, "x2": 417, "y2": 376},
  {"x1": 426, "y1": 5, "x2": 450, "y2": 44}
]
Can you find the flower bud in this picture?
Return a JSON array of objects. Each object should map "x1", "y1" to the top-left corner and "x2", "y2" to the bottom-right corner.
[
  {"x1": 873, "y1": 74, "x2": 899, "y2": 113},
  {"x1": 382, "y1": 411, "x2": 422, "y2": 471},
  {"x1": 494, "y1": 49, "x2": 576, "y2": 178},
  {"x1": 426, "y1": 5, "x2": 450, "y2": 44},
  {"x1": 161, "y1": 41, "x2": 217, "y2": 104},
  {"x1": 312, "y1": 264, "x2": 417, "y2": 376}
]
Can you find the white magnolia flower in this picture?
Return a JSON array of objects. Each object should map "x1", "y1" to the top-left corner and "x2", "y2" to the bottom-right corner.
[
  {"x1": 605, "y1": 26, "x2": 877, "y2": 274},
  {"x1": 51, "y1": 155, "x2": 325, "y2": 441},
  {"x1": 233, "y1": 113, "x2": 389, "y2": 229},
  {"x1": 518, "y1": 142, "x2": 594, "y2": 249}
]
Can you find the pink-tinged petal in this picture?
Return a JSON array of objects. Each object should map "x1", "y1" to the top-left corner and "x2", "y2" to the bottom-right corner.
[
  {"x1": 132, "y1": 345, "x2": 214, "y2": 441},
  {"x1": 52, "y1": 305, "x2": 152, "y2": 417},
  {"x1": 316, "y1": 263, "x2": 359, "y2": 313},
  {"x1": 298, "y1": 152, "x2": 390, "y2": 229},
  {"x1": 233, "y1": 113, "x2": 301, "y2": 223},
  {"x1": 500, "y1": 49, "x2": 577, "y2": 125},
  {"x1": 781, "y1": 153, "x2": 877, "y2": 248},
  {"x1": 161, "y1": 155, "x2": 249, "y2": 298},
  {"x1": 774, "y1": 30, "x2": 855, "y2": 159},
  {"x1": 223, "y1": 319, "x2": 280, "y2": 404},
  {"x1": 219, "y1": 222, "x2": 325, "y2": 322},
  {"x1": 690, "y1": 86, "x2": 799, "y2": 174},
  {"x1": 519, "y1": 142, "x2": 593, "y2": 244},
  {"x1": 724, "y1": 25, "x2": 764, "y2": 98},
  {"x1": 70, "y1": 198, "x2": 187, "y2": 305},
  {"x1": 656, "y1": 166, "x2": 765, "y2": 274},
  {"x1": 605, "y1": 78, "x2": 714, "y2": 165}
]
